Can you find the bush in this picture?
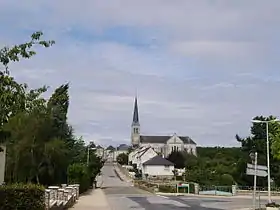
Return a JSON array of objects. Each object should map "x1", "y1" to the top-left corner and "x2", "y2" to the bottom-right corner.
[
  {"x1": 0, "y1": 183, "x2": 45, "y2": 210},
  {"x1": 158, "y1": 185, "x2": 176, "y2": 193},
  {"x1": 67, "y1": 163, "x2": 91, "y2": 193}
]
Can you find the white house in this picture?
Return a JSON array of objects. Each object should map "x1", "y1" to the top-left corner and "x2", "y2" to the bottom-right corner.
[
  {"x1": 142, "y1": 155, "x2": 175, "y2": 179},
  {"x1": 104, "y1": 146, "x2": 115, "y2": 162},
  {"x1": 114, "y1": 144, "x2": 130, "y2": 161},
  {"x1": 137, "y1": 147, "x2": 158, "y2": 170},
  {"x1": 95, "y1": 145, "x2": 104, "y2": 158},
  {"x1": 129, "y1": 146, "x2": 158, "y2": 169},
  {"x1": 129, "y1": 146, "x2": 149, "y2": 165},
  {"x1": 130, "y1": 97, "x2": 197, "y2": 157}
]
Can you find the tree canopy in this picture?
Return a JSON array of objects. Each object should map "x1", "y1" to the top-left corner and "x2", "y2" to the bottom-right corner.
[
  {"x1": 0, "y1": 32, "x2": 103, "y2": 188},
  {"x1": 177, "y1": 115, "x2": 280, "y2": 187}
]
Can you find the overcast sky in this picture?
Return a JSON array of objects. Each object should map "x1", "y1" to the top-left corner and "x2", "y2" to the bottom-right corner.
[{"x1": 1, "y1": 1, "x2": 280, "y2": 147}]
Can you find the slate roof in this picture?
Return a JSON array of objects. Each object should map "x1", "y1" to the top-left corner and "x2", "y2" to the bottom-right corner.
[
  {"x1": 132, "y1": 97, "x2": 140, "y2": 126},
  {"x1": 96, "y1": 145, "x2": 103, "y2": 149},
  {"x1": 106, "y1": 145, "x2": 115, "y2": 151},
  {"x1": 117, "y1": 144, "x2": 130, "y2": 151},
  {"x1": 138, "y1": 147, "x2": 152, "y2": 158},
  {"x1": 143, "y1": 155, "x2": 174, "y2": 166},
  {"x1": 140, "y1": 135, "x2": 196, "y2": 145}
]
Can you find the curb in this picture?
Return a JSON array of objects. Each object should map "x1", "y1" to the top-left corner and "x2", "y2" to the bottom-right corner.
[{"x1": 155, "y1": 192, "x2": 233, "y2": 198}]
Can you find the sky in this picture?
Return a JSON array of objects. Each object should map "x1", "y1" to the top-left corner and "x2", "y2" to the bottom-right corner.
[{"x1": 1, "y1": 0, "x2": 280, "y2": 147}]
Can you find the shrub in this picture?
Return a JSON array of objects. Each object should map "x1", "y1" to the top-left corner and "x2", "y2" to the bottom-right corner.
[
  {"x1": 0, "y1": 183, "x2": 45, "y2": 210},
  {"x1": 67, "y1": 163, "x2": 91, "y2": 193},
  {"x1": 158, "y1": 185, "x2": 176, "y2": 193}
]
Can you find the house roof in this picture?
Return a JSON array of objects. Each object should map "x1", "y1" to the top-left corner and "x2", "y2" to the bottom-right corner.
[
  {"x1": 106, "y1": 145, "x2": 115, "y2": 151},
  {"x1": 142, "y1": 155, "x2": 174, "y2": 166},
  {"x1": 117, "y1": 144, "x2": 129, "y2": 151},
  {"x1": 140, "y1": 135, "x2": 196, "y2": 145},
  {"x1": 138, "y1": 147, "x2": 151, "y2": 158},
  {"x1": 96, "y1": 145, "x2": 103, "y2": 149}
]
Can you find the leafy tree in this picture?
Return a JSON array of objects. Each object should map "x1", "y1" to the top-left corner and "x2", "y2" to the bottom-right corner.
[
  {"x1": 0, "y1": 32, "x2": 54, "y2": 145},
  {"x1": 184, "y1": 147, "x2": 245, "y2": 186},
  {"x1": 117, "y1": 153, "x2": 128, "y2": 165},
  {"x1": 167, "y1": 151, "x2": 185, "y2": 169},
  {"x1": 236, "y1": 115, "x2": 280, "y2": 186},
  {"x1": 0, "y1": 32, "x2": 103, "y2": 190}
]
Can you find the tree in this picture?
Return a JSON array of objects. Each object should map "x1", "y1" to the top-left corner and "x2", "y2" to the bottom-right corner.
[
  {"x1": 236, "y1": 115, "x2": 280, "y2": 186},
  {"x1": 117, "y1": 153, "x2": 128, "y2": 165},
  {"x1": 0, "y1": 32, "x2": 54, "y2": 145},
  {"x1": 184, "y1": 147, "x2": 246, "y2": 186},
  {"x1": 0, "y1": 32, "x2": 104, "y2": 189},
  {"x1": 167, "y1": 151, "x2": 185, "y2": 169}
]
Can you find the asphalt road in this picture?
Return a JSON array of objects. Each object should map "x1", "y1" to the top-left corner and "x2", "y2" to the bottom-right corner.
[{"x1": 99, "y1": 164, "x2": 268, "y2": 210}]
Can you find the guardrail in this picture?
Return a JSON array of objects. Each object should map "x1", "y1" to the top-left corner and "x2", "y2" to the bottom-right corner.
[{"x1": 45, "y1": 184, "x2": 79, "y2": 209}]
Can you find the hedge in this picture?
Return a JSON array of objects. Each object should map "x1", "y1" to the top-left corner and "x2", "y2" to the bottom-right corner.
[{"x1": 0, "y1": 183, "x2": 45, "y2": 210}]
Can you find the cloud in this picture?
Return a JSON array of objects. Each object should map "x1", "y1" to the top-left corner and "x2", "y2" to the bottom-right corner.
[{"x1": 1, "y1": 0, "x2": 280, "y2": 147}]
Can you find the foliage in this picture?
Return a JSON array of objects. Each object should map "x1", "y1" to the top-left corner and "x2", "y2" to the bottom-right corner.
[
  {"x1": 67, "y1": 154, "x2": 103, "y2": 193},
  {"x1": 236, "y1": 115, "x2": 280, "y2": 186},
  {"x1": 0, "y1": 32, "x2": 54, "y2": 144},
  {"x1": 0, "y1": 183, "x2": 45, "y2": 210},
  {"x1": 117, "y1": 153, "x2": 128, "y2": 165},
  {"x1": 181, "y1": 115, "x2": 280, "y2": 187},
  {"x1": 167, "y1": 151, "x2": 185, "y2": 169},
  {"x1": 0, "y1": 32, "x2": 103, "y2": 191},
  {"x1": 0, "y1": 31, "x2": 54, "y2": 73},
  {"x1": 184, "y1": 147, "x2": 245, "y2": 186},
  {"x1": 67, "y1": 163, "x2": 91, "y2": 193}
]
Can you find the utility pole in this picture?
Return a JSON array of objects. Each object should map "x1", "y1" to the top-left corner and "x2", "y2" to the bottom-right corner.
[{"x1": 253, "y1": 152, "x2": 257, "y2": 210}]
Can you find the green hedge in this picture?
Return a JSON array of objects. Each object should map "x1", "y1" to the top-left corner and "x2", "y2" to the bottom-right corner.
[
  {"x1": 0, "y1": 184, "x2": 45, "y2": 210},
  {"x1": 67, "y1": 163, "x2": 92, "y2": 193}
]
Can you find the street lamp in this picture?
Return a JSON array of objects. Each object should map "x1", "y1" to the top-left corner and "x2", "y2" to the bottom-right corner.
[
  {"x1": 87, "y1": 146, "x2": 96, "y2": 166},
  {"x1": 251, "y1": 118, "x2": 280, "y2": 203}
]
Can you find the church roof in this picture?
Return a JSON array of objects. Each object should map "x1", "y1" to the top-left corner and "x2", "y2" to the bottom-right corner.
[
  {"x1": 143, "y1": 155, "x2": 174, "y2": 166},
  {"x1": 132, "y1": 97, "x2": 140, "y2": 125},
  {"x1": 140, "y1": 135, "x2": 196, "y2": 145}
]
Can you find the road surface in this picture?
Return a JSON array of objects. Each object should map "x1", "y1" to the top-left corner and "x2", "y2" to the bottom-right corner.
[{"x1": 100, "y1": 163, "x2": 270, "y2": 209}]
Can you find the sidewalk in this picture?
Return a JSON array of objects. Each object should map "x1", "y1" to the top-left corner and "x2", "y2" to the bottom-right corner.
[{"x1": 71, "y1": 189, "x2": 111, "y2": 210}]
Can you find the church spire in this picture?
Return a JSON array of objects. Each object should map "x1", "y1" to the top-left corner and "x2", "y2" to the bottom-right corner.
[{"x1": 132, "y1": 97, "x2": 139, "y2": 125}]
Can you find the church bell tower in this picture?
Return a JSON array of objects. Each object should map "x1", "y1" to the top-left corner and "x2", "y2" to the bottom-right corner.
[{"x1": 131, "y1": 97, "x2": 140, "y2": 147}]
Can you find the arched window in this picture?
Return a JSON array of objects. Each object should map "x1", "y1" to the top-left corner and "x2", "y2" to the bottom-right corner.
[{"x1": 134, "y1": 128, "x2": 139, "y2": 134}]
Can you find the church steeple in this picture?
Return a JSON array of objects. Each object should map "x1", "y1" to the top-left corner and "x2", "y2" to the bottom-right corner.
[
  {"x1": 131, "y1": 96, "x2": 140, "y2": 147},
  {"x1": 132, "y1": 97, "x2": 139, "y2": 125}
]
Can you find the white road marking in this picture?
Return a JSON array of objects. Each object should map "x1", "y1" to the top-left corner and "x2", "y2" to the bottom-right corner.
[{"x1": 156, "y1": 195, "x2": 169, "y2": 199}]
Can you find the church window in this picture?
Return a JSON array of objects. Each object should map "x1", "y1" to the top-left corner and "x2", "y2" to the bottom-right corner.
[{"x1": 134, "y1": 128, "x2": 139, "y2": 134}]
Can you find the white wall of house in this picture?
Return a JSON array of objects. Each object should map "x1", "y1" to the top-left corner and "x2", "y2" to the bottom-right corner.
[
  {"x1": 131, "y1": 146, "x2": 148, "y2": 165},
  {"x1": 0, "y1": 145, "x2": 6, "y2": 185},
  {"x1": 95, "y1": 148, "x2": 104, "y2": 158},
  {"x1": 139, "y1": 134, "x2": 197, "y2": 158},
  {"x1": 142, "y1": 165, "x2": 174, "y2": 176},
  {"x1": 166, "y1": 135, "x2": 184, "y2": 155},
  {"x1": 128, "y1": 150, "x2": 136, "y2": 164},
  {"x1": 138, "y1": 148, "x2": 157, "y2": 170}
]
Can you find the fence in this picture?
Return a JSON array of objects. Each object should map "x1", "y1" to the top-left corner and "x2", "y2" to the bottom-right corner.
[
  {"x1": 199, "y1": 185, "x2": 233, "y2": 196},
  {"x1": 236, "y1": 185, "x2": 280, "y2": 195},
  {"x1": 45, "y1": 184, "x2": 79, "y2": 209}
]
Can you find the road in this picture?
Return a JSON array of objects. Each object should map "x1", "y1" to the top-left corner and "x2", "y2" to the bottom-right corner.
[{"x1": 99, "y1": 164, "x2": 269, "y2": 210}]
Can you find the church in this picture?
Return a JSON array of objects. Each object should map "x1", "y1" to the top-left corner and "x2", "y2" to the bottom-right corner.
[{"x1": 130, "y1": 97, "x2": 197, "y2": 157}]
